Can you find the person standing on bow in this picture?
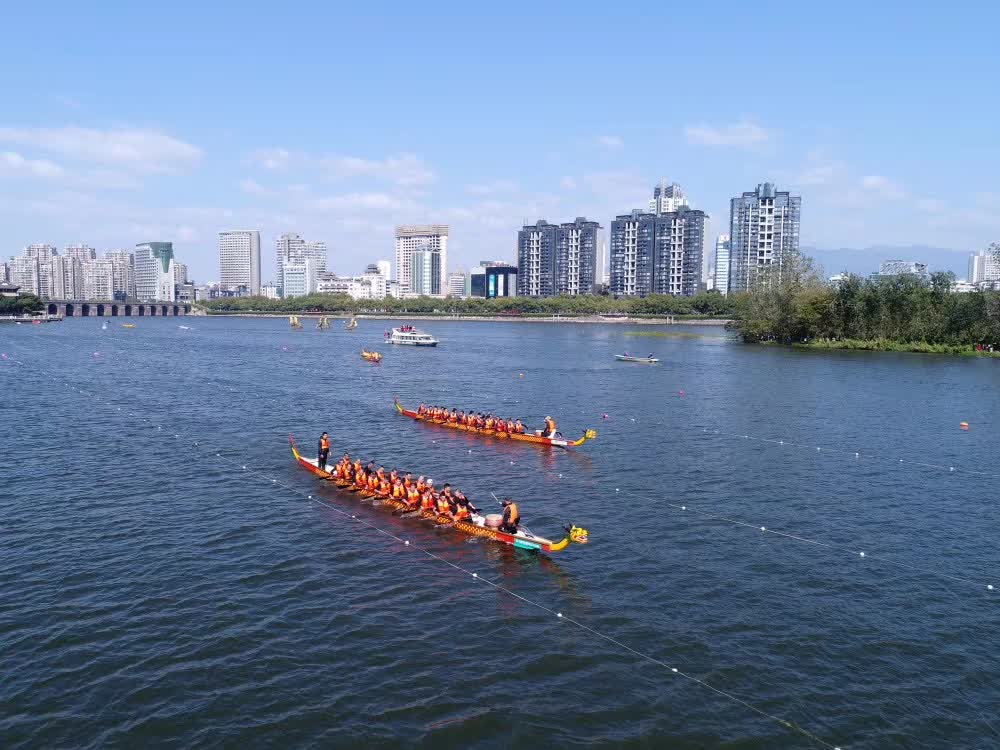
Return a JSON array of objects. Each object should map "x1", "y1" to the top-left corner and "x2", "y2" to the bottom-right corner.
[
  {"x1": 500, "y1": 498, "x2": 520, "y2": 534},
  {"x1": 543, "y1": 416, "x2": 557, "y2": 438},
  {"x1": 317, "y1": 432, "x2": 331, "y2": 471}
]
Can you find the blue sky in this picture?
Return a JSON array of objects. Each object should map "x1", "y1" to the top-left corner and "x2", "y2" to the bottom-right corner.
[{"x1": 2, "y1": 1, "x2": 998, "y2": 281}]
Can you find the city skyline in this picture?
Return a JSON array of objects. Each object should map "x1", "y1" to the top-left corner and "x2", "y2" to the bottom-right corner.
[{"x1": 1, "y1": 5, "x2": 997, "y2": 283}]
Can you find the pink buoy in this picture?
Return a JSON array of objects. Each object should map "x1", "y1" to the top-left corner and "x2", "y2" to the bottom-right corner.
[
  {"x1": 678, "y1": 390, "x2": 685, "y2": 397},
  {"x1": 281, "y1": 346, "x2": 289, "y2": 352},
  {"x1": 602, "y1": 413, "x2": 610, "y2": 420},
  {"x1": 0, "y1": 353, "x2": 7, "y2": 360},
  {"x1": 92, "y1": 352, "x2": 101, "y2": 358}
]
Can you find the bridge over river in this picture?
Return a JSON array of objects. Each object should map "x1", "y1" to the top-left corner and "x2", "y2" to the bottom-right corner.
[{"x1": 46, "y1": 301, "x2": 193, "y2": 317}]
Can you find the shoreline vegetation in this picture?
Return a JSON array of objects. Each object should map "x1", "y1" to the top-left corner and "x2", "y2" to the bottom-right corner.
[{"x1": 731, "y1": 252, "x2": 1000, "y2": 358}]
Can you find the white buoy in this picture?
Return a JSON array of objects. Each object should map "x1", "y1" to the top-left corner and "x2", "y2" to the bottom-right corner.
[
  {"x1": 472, "y1": 573, "x2": 478, "y2": 578},
  {"x1": 404, "y1": 541, "x2": 409, "y2": 546},
  {"x1": 859, "y1": 552, "x2": 865, "y2": 557},
  {"x1": 557, "y1": 612, "x2": 562, "y2": 618},
  {"x1": 987, "y1": 584, "x2": 993, "y2": 590},
  {"x1": 761, "y1": 526, "x2": 766, "y2": 531},
  {"x1": 671, "y1": 667, "x2": 678, "y2": 673}
]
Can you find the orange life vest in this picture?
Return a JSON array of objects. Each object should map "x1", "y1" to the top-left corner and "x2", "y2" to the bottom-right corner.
[
  {"x1": 544, "y1": 418, "x2": 556, "y2": 434},
  {"x1": 368, "y1": 474, "x2": 379, "y2": 491},
  {"x1": 506, "y1": 503, "x2": 520, "y2": 525},
  {"x1": 355, "y1": 470, "x2": 367, "y2": 488},
  {"x1": 406, "y1": 486, "x2": 420, "y2": 504},
  {"x1": 392, "y1": 483, "x2": 405, "y2": 499},
  {"x1": 453, "y1": 503, "x2": 470, "y2": 522},
  {"x1": 436, "y1": 496, "x2": 452, "y2": 515},
  {"x1": 495, "y1": 420, "x2": 506, "y2": 433},
  {"x1": 485, "y1": 417, "x2": 495, "y2": 430},
  {"x1": 379, "y1": 478, "x2": 391, "y2": 495},
  {"x1": 416, "y1": 480, "x2": 427, "y2": 493},
  {"x1": 320, "y1": 436, "x2": 329, "y2": 451},
  {"x1": 421, "y1": 491, "x2": 436, "y2": 511}
]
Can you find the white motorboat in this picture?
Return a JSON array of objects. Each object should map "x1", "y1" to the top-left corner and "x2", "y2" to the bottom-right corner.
[
  {"x1": 615, "y1": 354, "x2": 659, "y2": 364},
  {"x1": 387, "y1": 326, "x2": 438, "y2": 346}
]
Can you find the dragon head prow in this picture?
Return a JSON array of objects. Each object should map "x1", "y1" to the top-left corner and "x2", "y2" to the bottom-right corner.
[{"x1": 564, "y1": 524, "x2": 589, "y2": 544}]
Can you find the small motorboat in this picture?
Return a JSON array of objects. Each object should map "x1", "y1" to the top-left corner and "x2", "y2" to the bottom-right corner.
[
  {"x1": 122, "y1": 323, "x2": 136, "y2": 329},
  {"x1": 615, "y1": 353, "x2": 658, "y2": 364}
]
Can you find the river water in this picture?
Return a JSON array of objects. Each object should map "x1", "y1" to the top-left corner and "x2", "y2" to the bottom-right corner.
[{"x1": 2, "y1": 317, "x2": 998, "y2": 749}]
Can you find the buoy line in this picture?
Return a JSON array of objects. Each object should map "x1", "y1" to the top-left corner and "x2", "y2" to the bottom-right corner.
[
  {"x1": 2, "y1": 350, "x2": 846, "y2": 750},
  {"x1": 18, "y1": 339, "x2": 996, "y2": 598}
]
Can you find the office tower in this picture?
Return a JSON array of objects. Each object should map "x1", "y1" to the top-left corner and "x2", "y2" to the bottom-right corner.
[
  {"x1": 219, "y1": 230, "x2": 261, "y2": 295},
  {"x1": 714, "y1": 235, "x2": 731, "y2": 295},
  {"x1": 410, "y1": 248, "x2": 442, "y2": 295},
  {"x1": 609, "y1": 183, "x2": 706, "y2": 297},
  {"x1": 471, "y1": 262, "x2": 518, "y2": 298},
  {"x1": 447, "y1": 271, "x2": 467, "y2": 297},
  {"x1": 728, "y1": 182, "x2": 801, "y2": 293},
  {"x1": 134, "y1": 242, "x2": 177, "y2": 301},
  {"x1": 376, "y1": 260, "x2": 391, "y2": 279},
  {"x1": 10, "y1": 256, "x2": 41, "y2": 296},
  {"x1": 276, "y1": 233, "x2": 326, "y2": 296},
  {"x1": 105, "y1": 250, "x2": 135, "y2": 299},
  {"x1": 395, "y1": 225, "x2": 448, "y2": 295},
  {"x1": 282, "y1": 259, "x2": 318, "y2": 298}
]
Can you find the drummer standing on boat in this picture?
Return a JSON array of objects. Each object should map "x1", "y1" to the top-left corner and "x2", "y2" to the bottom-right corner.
[{"x1": 318, "y1": 432, "x2": 330, "y2": 471}]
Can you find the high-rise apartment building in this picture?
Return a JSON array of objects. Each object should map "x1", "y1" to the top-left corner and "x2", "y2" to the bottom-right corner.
[
  {"x1": 173, "y1": 262, "x2": 188, "y2": 286},
  {"x1": 969, "y1": 244, "x2": 1000, "y2": 285},
  {"x1": 48, "y1": 256, "x2": 83, "y2": 299},
  {"x1": 714, "y1": 235, "x2": 731, "y2": 295},
  {"x1": 517, "y1": 221, "x2": 558, "y2": 297},
  {"x1": 63, "y1": 244, "x2": 96, "y2": 263},
  {"x1": 969, "y1": 252, "x2": 987, "y2": 284},
  {"x1": 134, "y1": 242, "x2": 177, "y2": 302},
  {"x1": 25, "y1": 244, "x2": 57, "y2": 261},
  {"x1": 219, "y1": 230, "x2": 261, "y2": 295},
  {"x1": 609, "y1": 184, "x2": 706, "y2": 297},
  {"x1": 395, "y1": 225, "x2": 448, "y2": 295},
  {"x1": 10, "y1": 257, "x2": 41, "y2": 296},
  {"x1": 105, "y1": 250, "x2": 135, "y2": 299},
  {"x1": 276, "y1": 233, "x2": 326, "y2": 296},
  {"x1": 728, "y1": 183, "x2": 801, "y2": 293},
  {"x1": 83, "y1": 259, "x2": 115, "y2": 300},
  {"x1": 0, "y1": 262, "x2": 8, "y2": 284},
  {"x1": 648, "y1": 180, "x2": 689, "y2": 214},
  {"x1": 516, "y1": 218, "x2": 601, "y2": 297}
]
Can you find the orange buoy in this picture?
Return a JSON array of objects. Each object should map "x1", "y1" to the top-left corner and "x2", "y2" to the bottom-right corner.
[{"x1": 960, "y1": 422, "x2": 969, "y2": 431}]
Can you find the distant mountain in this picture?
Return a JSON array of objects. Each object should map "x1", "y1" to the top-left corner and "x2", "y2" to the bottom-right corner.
[{"x1": 803, "y1": 245, "x2": 971, "y2": 279}]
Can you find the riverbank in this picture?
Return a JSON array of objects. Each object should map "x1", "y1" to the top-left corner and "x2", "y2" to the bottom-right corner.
[
  {"x1": 791, "y1": 338, "x2": 1000, "y2": 357},
  {"x1": 204, "y1": 311, "x2": 733, "y2": 326}
]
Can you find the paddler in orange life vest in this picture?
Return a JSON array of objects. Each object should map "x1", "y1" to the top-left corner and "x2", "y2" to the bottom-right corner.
[
  {"x1": 500, "y1": 498, "x2": 520, "y2": 534},
  {"x1": 420, "y1": 480, "x2": 437, "y2": 511},
  {"x1": 514, "y1": 419, "x2": 525, "y2": 434},
  {"x1": 435, "y1": 483, "x2": 455, "y2": 519},
  {"x1": 543, "y1": 416, "x2": 557, "y2": 439},
  {"x1": 317, "y1": 432, "x2": 331, "y2": 471},
  {"x1": 452, "y1": 489, "x2": 477, "y2": 522}
]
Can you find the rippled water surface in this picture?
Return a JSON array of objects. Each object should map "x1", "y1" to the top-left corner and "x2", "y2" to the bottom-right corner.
[{"x1": 2, "y1": 317, "x2": 999, "y2": 749}]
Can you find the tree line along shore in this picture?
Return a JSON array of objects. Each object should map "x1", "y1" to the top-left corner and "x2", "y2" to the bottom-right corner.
[{"x1": 733, "y1": 254, "x2": 1000, "y2": 357}]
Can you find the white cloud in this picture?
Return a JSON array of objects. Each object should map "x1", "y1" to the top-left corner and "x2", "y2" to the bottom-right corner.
[
  {"x1": 560, "y1": 176, "x2": 577, "y2": 190},
  {"x1": 860, "y1": 175, "x2": 906, "y2": 199},
  {"x1": 249, "y1": 147, "x2": 292, "y2": 170},
  {"x1": 916, "y1": 197, "x2": 946, "y2": 213},
  {"x1": 465, "y1": 179, "x2": 517, "y2": 196},
  {"x1": 684, "y1": 120, "x2": 771, "y2": 148},
  {"x1": 312, "y1": 192, "x2": 411, "y2": 212},
  {"x1": 239, "y1": 178, "x2": 269, "y2": 195},
  {"x1": 0, "y1": 127, "x2": 201, "y2": 173},
  {"x1": 594, "y1": 135, "x2": 624, "y2": 150},
  {"x1": 0, "y1": 150, "x2": 65, "y2": 178},
  {"x1": 793, "y1": 164, "x2": 839, "y2": 186},
  {"x1": 319, "y1": 153, "x2": 435, "y2": 187}
]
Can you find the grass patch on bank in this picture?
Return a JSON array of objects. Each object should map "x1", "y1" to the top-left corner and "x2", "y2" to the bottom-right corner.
[{"x1": 793, "y1": 338, "x2": 1000, "y2": 357}]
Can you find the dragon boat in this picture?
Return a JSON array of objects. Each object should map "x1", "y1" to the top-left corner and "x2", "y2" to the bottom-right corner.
[
  {"x1": 361, "y1": 349, "x2": 382, "y2": 362},
  {"x1": 289, "y1": 437, "x2": 589, "y2": 554},
  {"x1": 394, "y1": 398, "x2": 596, "y2": 449}
]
